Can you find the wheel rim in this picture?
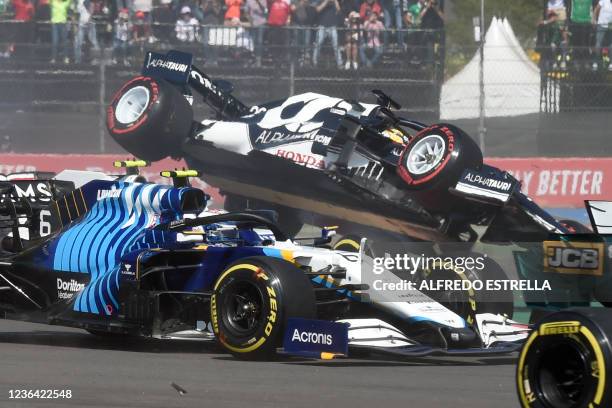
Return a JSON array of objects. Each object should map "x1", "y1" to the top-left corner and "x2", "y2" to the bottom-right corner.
[
  {"x1": 536, "y1": 340, "x2": 590, "y2": 408},
  {"x1": 222, "y1": 280, "x2": 264, "y2": 337},
  {"x1": 405, "y1": 134, "x2": 446, "y2": 175},
  {"x1": 115, "y1": 86, "x2": 150, "y2": 124}
]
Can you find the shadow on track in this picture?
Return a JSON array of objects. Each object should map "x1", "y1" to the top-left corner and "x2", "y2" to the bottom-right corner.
[
  {"x1": 211, "y1": 354, "x2": 517, "y2": 368},
  {"x1": 0, "y1": 329, "x2": 226, "y2": 355},
  {"x1": 0, "y1": 327, "x2": 518, "y2": 368},
  {"x1": 278, "y1": 356, "x2": 518, "y2": 368}
]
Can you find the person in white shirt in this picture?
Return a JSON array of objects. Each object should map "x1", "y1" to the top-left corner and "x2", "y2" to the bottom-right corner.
[
  {"x1": 74, "y1": 0, "x2": 100, "y2": 63},
  {"x1": 548, "y1": 0, "x2": 567, "y2": 21},
  {"x1": 594, "y1": 0, "x2": 612, "y2": 69},
  {"x1": 112, "y1": 8, "x2": 132, "y2": 66},
  {"x1": 176, "y1": 6, "x2": 200, "y2": 42}
]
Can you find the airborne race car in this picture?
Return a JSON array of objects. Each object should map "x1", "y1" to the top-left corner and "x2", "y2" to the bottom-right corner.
[
  {"x1": 0, "y1": 166, "x2": 528, "y2": 360},
  {"x1": 107, "y1": 50, "x2": 571, "y2": 246}
]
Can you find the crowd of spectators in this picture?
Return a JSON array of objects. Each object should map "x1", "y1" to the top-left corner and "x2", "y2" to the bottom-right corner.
[
  {"x1": 0, "y1": 0, "x2": 445, "y2": 68},
  {"x1": 539, "y1": 0, "x2": 612, "y2": 71}
]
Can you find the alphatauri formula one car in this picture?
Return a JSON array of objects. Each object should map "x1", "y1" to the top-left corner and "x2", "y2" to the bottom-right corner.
[
  {"x1": 107, "y1": 50, "x2": 571, "y2": 244},
  {"x1": 0, "y1": 165, "x2": 527, "y2": 360}
]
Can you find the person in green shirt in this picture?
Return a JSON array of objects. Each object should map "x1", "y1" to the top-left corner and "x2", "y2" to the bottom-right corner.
[
  {"x1": 405, "y1": 0, "x2": 442, "y2": 63},
  {"x1": 571, "y1": 0, "x2": 594, "y2": 22},
  {"x1": 405, "y1": 0, "x2": 425, "y2": 61},
  {"x1": 569, "y1": 0, "x2": 594, "y2": 65},
  {"x1": 50, "y1": 0, "x2": 72, "y2": 63},
  {"x1": 407, "y1": 0, "x2": 424, "y2": 27}
]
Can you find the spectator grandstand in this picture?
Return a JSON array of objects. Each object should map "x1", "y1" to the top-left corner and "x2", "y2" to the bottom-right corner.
[
  {"x1": 0, "y1": 0, "x2": 445, "y2": 70},
  {"x1": 538, "y1": 0, "x2": 612, "y2": 71},
  {"x1": 536, "y1": 0, "x2": 612, "y2": 113}
]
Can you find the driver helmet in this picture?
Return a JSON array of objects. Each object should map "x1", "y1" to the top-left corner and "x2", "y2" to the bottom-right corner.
[{"x1": 382, "y1": 127, "x2": 408, "y2": 145}]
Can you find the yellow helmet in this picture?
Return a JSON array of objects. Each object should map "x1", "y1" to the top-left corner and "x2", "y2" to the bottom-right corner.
[{"x1": 382, "y1": 128, "x2": 407, "y2": 145}]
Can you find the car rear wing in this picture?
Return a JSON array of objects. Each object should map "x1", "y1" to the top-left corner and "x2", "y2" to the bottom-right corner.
[
  {"x1": 141, "y1": 50, "x2": 249, "y2": 119},
  {"x1": 0, "y1": 176, "x2": 75, "y2": 251}
]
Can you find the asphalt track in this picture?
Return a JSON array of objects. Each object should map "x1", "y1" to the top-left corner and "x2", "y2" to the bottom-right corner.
[{"x1": 0, "y1": 319, "x2": 520, "y2": 408}]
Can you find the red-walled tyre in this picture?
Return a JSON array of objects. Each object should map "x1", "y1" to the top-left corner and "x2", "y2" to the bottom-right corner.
[
  {"x1": 106, "y1": 76, "x2": 193, "y2": 162},
  {"x1": 396, "y1": 124, "x2": 483, "y2": 212}
]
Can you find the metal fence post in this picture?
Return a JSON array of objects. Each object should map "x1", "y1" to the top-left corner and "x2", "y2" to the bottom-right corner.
[
  {"x1": 289, "y1": 59, "x2": 295, "y2": 97},
  {"x1": 477, "y1": 0, "x2": 486, "y2": 155}
]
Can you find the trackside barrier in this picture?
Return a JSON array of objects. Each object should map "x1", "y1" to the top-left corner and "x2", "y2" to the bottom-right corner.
[{"x1": 487, "y1": 157, "x2": 612, "y2": 208}]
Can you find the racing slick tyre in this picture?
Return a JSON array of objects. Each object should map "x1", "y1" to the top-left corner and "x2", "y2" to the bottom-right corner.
[
  {"x1": 415, "y1": 253, "x2": 514, "y2": 324},
  {"x1": 517, "y1": 308, "x2": 612, "y2": 408},
  {"x1": 211, "y1": 256, "x2": 316, "y2": 360},
  {"x1": 107, "y1": 76, "x2": 193, "y2": 162},
  {"x1": 397, "y1": 124, "x2": 483, "y2": 212}
]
